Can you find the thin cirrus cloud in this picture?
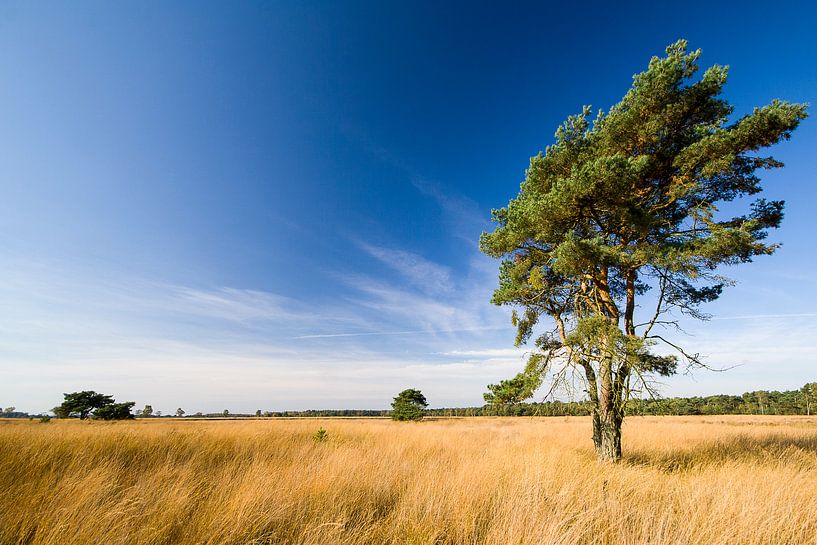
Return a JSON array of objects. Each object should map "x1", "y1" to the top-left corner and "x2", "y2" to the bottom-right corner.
[
  {"x1": 356, "y1": 241, "x2": 453, "y2": 294},
  {"x1": 294, "y1": 326, "x2": 504, "y2": 340},
  {"x1": 410, "y1": 177, "x2": 489, "y2": 242},
  {"x1": 439, "y1": 348, "x2": 527, "y2": 359},
  {"x1": 712, "y1": 313, "x2": 817, "y2": 320},
  {"x1": 172, "y1": 286, "x2": 317, "y2": 323}
]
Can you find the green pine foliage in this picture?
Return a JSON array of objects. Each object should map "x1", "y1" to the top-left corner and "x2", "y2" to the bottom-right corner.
[
  {"x1": 93, "y1": 402, "x2": 136, "y2": 420},
  {"x1": 391, "y1": 389, "x2": 429, "y2": 421},
  {"x1": 53, "y1": 391, "x2": 135, "y2": 420},
  {"x1": 312, "y1": 427, "x2": 328, "y2": 442}
]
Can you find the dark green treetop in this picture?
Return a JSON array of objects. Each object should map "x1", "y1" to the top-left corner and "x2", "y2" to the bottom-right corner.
[
  {"x1": 391, "y1": 388, "x2": 428, "y2": 421},
  {"x1": 93, "y1": 402, "x2": 136, "y2": 420},
  {"x1": 53, "y1": 391, "x2": 135, "y2": 420},
  {"x1": 53, "y1": 391, "x2": 115, "y2": 420}
]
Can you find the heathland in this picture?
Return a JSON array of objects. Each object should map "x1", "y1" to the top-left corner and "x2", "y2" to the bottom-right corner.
[{"x1": 2, "y1": 416, "x2": 816, "y2": 545}]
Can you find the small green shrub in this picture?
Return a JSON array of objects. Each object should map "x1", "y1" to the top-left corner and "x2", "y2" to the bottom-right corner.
[{"x1": 312, "y1": 427, "x2": 328, "y2": 442}]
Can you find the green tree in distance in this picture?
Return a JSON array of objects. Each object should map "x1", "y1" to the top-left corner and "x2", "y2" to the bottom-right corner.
[
  {"x1": 53, "y1": 391, "x2": 115, "y2": 420},
  {"x1": 802, "y1": 383, "x2": 817, "y2": 416},
  {"x1": 93, "y1": 402, "x2": 136, "y2": 420},
  {"x1": 481, "y1": 40, "x2": 807, "y2": 462},
  {"x1": 391, "y1": 389, "x2": 428, "y2": 421}
]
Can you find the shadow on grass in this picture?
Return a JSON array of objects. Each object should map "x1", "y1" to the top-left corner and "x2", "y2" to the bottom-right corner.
[{"x1": 624, "y1": 433, "x2": 817, "y2": 473}]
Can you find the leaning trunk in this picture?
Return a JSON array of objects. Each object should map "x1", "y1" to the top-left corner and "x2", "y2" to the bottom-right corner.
[{"x1": 593, "y1": 406, "x2": 622, "y2": 462}]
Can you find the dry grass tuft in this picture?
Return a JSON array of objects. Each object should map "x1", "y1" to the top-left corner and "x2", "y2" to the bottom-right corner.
[{"x1": 2, "y1": 416, "x2": 816, "y2": 544}]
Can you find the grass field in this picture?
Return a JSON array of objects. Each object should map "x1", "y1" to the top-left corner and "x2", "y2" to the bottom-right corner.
[{"x1": 2, "y1": 416, "x2": 816, "y2": 545}]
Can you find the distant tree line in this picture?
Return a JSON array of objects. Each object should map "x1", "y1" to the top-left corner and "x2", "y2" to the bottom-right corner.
[
  {"x1": 0, "y1": 407, "x2": 29, "y2": 419},
  {"x1": 195, "y1": 409, "x2": 392, "y2": 418},
  {"x1": 203, "y1": 382, "x2": 817, "y2": 418},
  {"x1": 2, "y1": 383, "x2": 815, "y2": 419},
  {"x1": 473, "y1": 382, "x2": 817, "y2": 417}
]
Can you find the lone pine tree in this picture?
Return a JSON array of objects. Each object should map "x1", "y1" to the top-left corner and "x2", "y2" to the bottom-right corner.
[
  {"x1": 53, "y1": 391, "x2": 115, "y2": 420},
  {"x1": 481, "y1": 40, "x2": 807, "y2": 462},
  {"x1": 391, "y1": 389, "x2": 428, "y2": 421},
  {"x1": 53, "y1": 391, "x2": 135, "y2": 420}
]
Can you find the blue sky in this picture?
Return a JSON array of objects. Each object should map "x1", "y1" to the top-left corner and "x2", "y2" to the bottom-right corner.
[{"x1": 1, "y1": 1, "x2": 815, "y2": 413}]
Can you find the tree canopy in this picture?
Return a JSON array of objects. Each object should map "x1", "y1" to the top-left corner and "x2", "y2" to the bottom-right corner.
[
  {"x1": 94, "y1": 402, "x2": 136, "y2": 420},
  {"x1": 391, "y1": 389, "x2": 428, "y2": 421},
  {"x1": 480, "y1": 40, "x2": 807, "y2": 461},
  {"x1": 53, "y1": 391, "x2": 134, "y2": 420}
]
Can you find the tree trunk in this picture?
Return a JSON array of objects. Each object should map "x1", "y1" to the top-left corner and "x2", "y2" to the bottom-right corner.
[
  {"x1": 591, "y1": 410, "x2": 602, "y2": 453},
  {"x1": 593, "y1": 407, "x2": 622, "y2": 462},
  {"x1": 596, "y1": 335, "x2": 623, "y2": 462}
]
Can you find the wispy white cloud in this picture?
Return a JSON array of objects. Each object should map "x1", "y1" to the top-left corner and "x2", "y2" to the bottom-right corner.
[
  {"x1": 356, "y1": 241, "x2": 452, "y2": 294},
  {"x1": 294, "y1": 326, "x2": 503, "y2": 340},
  {"x1": 411, "y1": 177, "x2": 489, "y2": 242},
  {"x1": 348, "y1": 280, "x2": 462, "y2": 329},
  {"x1": 712, "y1": 313, "x2": 817, "y2": 320},
  {"x1": 340, "y1": 272, "x2": 505, "y2": 337},
  {"x1": 661, "y1": 315, "x2": 817, "y2": 396},
  {"x1": 172, "y1": 286, "x2": 310, "y2": 322},
  {"x1": 339, "y1": 125, "x2": 489, "y2": 242},
  {"x1": 439, "y1": 348, "x2": 526, "y2": 358}
]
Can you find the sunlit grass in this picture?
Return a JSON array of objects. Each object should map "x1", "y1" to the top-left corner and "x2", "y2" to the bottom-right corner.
[{"x1": 2, "y1": 416, "x2": 816, "y2": 544}]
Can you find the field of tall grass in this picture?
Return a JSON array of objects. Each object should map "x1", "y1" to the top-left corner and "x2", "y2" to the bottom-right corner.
[{"x1": 2, "y1": 415, "x2": 816, "y2": 545}]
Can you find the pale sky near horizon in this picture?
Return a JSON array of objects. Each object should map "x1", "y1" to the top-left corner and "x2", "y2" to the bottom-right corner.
[{"x1": 1, "y1": 1, "x2": 816, "y2": 414}]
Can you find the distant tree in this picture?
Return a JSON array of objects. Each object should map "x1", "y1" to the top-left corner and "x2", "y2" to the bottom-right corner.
[
  {"x1": 3, "y1": 407, "x2": 15, "y2": 414},
  {"x1": 142, "y1": 405, "x2": 153, "y2": 418},
  {"x1": 155, "y1": 411, "x2": 162, "y2": 417},
  {"x1": 802, "y1": 383, "x2": 817, "y2": 416},
  {"x1": 53, "y1": 391, "x2": 115, "y2": 420},
  {"x1": 93, "y1": 402, "x2": 136, "y2": 420},
  {"x1": 391, "y1": 389, "x2": 428, "y2": 421},
  {"x1": 222, "y1": 409, "x2": 230, "y2": 417},
  {"x1": 255, "y1": 409, "x2": 262, "y2": 417},
  {"x1": 756, "y1": 391, "x2": 769, "y2": 415},
  {"x1": 176, "y1": 408, "x2": 185, "y2": 418},
  {"x1": 480, "y1": 40, "x2": 807, "y2": 461},
  {"x1": 741, "y1": 392, "x2": 756, "y2": 414}
]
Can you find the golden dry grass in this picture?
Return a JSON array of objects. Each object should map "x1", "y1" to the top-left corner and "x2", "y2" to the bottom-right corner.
[{"x1": 2, "y1": 415, "x2": 816, "y2": 545}]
